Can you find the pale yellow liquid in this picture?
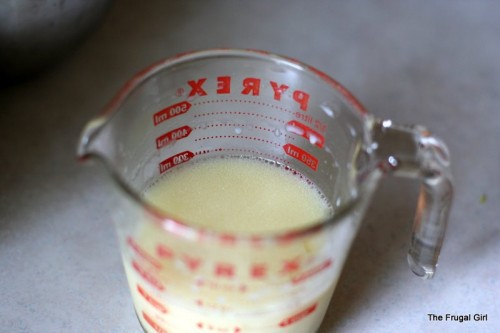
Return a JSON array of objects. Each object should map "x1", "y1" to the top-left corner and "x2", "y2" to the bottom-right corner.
[
  {"x1": 144, "y1": 157, "x2": 331, "y2": 233},
  {"x1": 125, "y1": 158, "x2": 338, "y2": 333}
]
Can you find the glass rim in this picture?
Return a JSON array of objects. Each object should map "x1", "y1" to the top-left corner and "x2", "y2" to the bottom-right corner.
[{"x1": 79, "y1": 48, "x2": 370, "y2": 243}]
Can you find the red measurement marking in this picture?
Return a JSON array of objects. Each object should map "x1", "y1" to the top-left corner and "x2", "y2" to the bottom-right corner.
[
  {"x1": 286, "y1": 120, "x2": 325, "y2": 148},
  {"x1": 215, "y1": 262, "x2": 236, "y2": 278},
  {"x1": 193, "y1": 110, "x2": 286, "y2": 123},
  {"x1": 159, "y1": 151, "x2": 194, "y2": 174},
  {"x1": 283, "y1": 144, "x2": 319, "y2": 171},
  {"x1": 127, "y1": 237, "x2": 162, "y2": 269},
  {"x1": 195, "y1": 299, "x2": 231, "y2": 311},
  {"x1": 181, "y1": 254, "x2": 202, "y2": 272},
  {"x1": 192, "y1": 99, "x2": 294, "y2": 115},
  {"x1": 276, "y1": 231, "x2": 299, "y2": 244},
  {"x1": 292, "y1": 259, "x2": 333, "y2": 284},
  {"x1": 156, "y1": 125, "x2": 192, "y2": 149},
  {"x1": 196, "y1": 280, "x2": 248, "y2": 293},
  {"x1": 196, "y1": 322, "x2": 241, "y2": 332},
  {"x1": 195, "y1": 135, "x2": 280, "y2": 147},
  {"x1": 137, "y1": 284, "x2": 168, "y2": 314},
  {"x1": 219, "y1": 233, "x2": 237, "y2": 245},
  {"x1": 278, "y1": 303, "x2": 318, "y2": 327},
  {"x1": 142, "y1": 311, "x2": 168, "y2": 333},
  {"x1": 250, "y1": 263, "x2": 268, "y2": 279},
  {"x1": 132, "y1": 260, "x2": 165, "y2": 291},
  {"x1": 153, "y1": 101, "x2": 191, "y2": 126},
  {"x1": 156, "y1": 244, "x2": 174, "y2": 260},
  {"x1": 280, "y1": 257, "x2": 301, "y2": 274}
]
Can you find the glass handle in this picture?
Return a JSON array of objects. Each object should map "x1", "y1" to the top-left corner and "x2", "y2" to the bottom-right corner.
[{"x1": 371, "y1": 119, "x2": 454, "y2": 279}]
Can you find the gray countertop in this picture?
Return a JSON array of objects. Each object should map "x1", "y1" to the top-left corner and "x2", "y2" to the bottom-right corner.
[{"x1": 1, "y1": 1, "x2": 499, "y2": 332}]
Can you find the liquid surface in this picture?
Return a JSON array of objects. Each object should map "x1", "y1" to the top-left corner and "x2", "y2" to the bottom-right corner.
[{"x1": 144, "y1": 157, "x2": 331, "y2": 234}]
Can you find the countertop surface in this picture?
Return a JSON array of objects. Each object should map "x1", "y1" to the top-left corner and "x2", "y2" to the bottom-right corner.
[{"x1": 1, "y1": 1, "x2": 499, "y2": 332}]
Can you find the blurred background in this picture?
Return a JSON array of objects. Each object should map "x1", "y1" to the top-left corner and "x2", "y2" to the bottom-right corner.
[{"x1": 1, "y1": 1, "x2": 499, "y2": 332}]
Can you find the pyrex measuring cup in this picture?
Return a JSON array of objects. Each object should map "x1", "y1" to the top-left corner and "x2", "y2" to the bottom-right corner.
[{"x1": 77, "y1": 49, "x2": 453, "y2": 333}]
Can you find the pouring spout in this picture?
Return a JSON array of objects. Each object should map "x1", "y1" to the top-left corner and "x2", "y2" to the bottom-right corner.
[{"x1": 77, "y1": 115, "x2": 109, "y2": 161}]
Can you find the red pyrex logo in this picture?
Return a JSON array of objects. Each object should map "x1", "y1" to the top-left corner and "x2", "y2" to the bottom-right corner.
[{"x1": 186, "y1": 76, "x2": 310, "y2": 111}]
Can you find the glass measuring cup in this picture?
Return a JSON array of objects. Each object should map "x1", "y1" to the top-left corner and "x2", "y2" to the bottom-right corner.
[{"x1": 77, "y1": 49, "x2": 453, "y2": 333}]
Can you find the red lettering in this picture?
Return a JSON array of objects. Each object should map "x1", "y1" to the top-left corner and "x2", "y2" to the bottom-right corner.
[
  {"x1": 293, "y1": 90, "x2": 310, "y2": 111},
  {"x1": 215, "y1": 263, "x2": 235, "y2": 278},
  {"x1": 283, "y1": 144, "x2": 319, "y2": 171},
  {"x1": 142, "y1": 311, "x2": 168, "y2": 333},
  {"x1": 181, "y1": 255, "x2": 202, "y2": 272},
  {"x1": 137, "y1": 284, "x2": 168, "y2": 313},
  {"x1": 188, "y1": 78, "x2": 208, "y2": 97},
  {"x1": 217, "y1": 76, "x2": 231, "y2": 94},
  {"x1": 159, "y1": 150, "x2": 194, "y2": 174},
  {"x1": 132, "y1": 260, "x2": 165, "y2": 291},
  {"x1": 279, "y1": 303, "x2": 318, "y2": 327},
  {"x1": 219, "y1": 233, "x2": 237, "y2": 245},
  {"x1": 286, "y1": 120, "x2": 325, "y2": 148},
  {"x1": 241, "y1": 77, "x2": 261, "y2": 96},
  {"x1": 127, "y1": 237, "x2": 162, "y2": 269},
  {"x1": 270, "y1": 81, "x2": 289, "y2": 101},
  {"x1": 250, "y1": 263, "x2": 268, "y2": 279},
  {"x1": 292, "y1": 259, "x2": 333, "y2": 284},
  {"x1": 155, "y1": 125, "x2": 192, "y2": 149},
  {"x1": 281, "y1": 257, "x2": 301, "y2": 274},
  {"x1": 153, "y1": 101, "x2": 191, "y2": 126},
  {"x1": 156, "y1": 244, "x2": 174, "y2": 260}
]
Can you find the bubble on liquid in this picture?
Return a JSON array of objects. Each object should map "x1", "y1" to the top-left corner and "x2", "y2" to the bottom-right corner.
[
  {"x1": 274, "y1": 128, "x2": 282, "y2": 137},
  {"x1": 320, "y1": 103, "x2": 336, "y2": 118},
  {"x1": 234, "y1": 127, "x2": 242, "y2": 134}
]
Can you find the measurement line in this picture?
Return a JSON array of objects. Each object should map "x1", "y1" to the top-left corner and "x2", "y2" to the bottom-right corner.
[
  {"x1": 194, "y1": 148, "x2": 288, "y2": 165},
  {"x1": 194, "y1": 111, "x2": 286, "y2": 124},
  {"x1": 194, "y1": 135, "x2": 282, "y2": 147},
  {"x1": 194, "y1": 123, "x2": 295, "y2": 141},
  {"x1": 192, "y1": 98, "x2": 295, "y2": 115}
]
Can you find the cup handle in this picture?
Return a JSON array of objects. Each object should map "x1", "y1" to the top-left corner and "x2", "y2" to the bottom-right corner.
[{"x1": 370, "y1": 119, "x2": 454, "y2": 279}]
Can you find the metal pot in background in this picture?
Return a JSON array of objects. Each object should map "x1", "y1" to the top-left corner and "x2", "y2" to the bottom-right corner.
[{"x1": 0, "y1": 0, "x2": 112, "y2": 81}]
